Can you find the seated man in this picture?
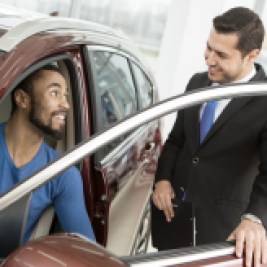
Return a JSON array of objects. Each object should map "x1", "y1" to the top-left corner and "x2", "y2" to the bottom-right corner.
[{"x1": 0, "y1": 64, "x2": 96, "y2": 243}]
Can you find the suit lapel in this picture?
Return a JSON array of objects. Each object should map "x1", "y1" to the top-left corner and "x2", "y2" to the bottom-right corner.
[
  {"x1": 199, "y1": 96, "x2": 254, "y2": 146},
  {"x1": 184, "y1": 63, "x2": 266, "y2": 151},
  {"x1": 184, "y1": 77, "x2": 211, "y2": 154}
]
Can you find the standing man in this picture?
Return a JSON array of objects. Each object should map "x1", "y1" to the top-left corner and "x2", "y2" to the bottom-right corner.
[
  {"x1": 152, "y1": 7, "x2": 267, "y2": 267},
  {"x1": 0, "y1": 64, "x2": 95, "y2": 243}
]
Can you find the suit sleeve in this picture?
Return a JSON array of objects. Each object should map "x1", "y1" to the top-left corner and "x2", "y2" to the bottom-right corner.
[
  {"x1": 53, "y1": 167, "x2": 96, "y2": 241},
  {"x1": 155, "y1": 110, "x2": 185, "y2": 184},
  {"x1": 154, "y1": 73, "x2": 201, "y2": 184}
]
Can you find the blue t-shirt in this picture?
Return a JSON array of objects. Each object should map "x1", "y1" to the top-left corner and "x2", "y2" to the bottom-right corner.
[{"x1": 0, "y1": 123, "x2": 95, "y2": 243}]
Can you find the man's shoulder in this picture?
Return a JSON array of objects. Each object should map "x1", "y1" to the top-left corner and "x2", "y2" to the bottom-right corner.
[
  {"x1": 42, "y1": 142, "x2": 60, "y2": 159},
  {"x1": 41, "y1": 142, "x2": 81, "y2": 181},
  {"x1": 186, "y1": 71, "x2": 210, "y2": 91},
  {"x1": 190, "y1": 71, "x2": 210, "y2": 83}
]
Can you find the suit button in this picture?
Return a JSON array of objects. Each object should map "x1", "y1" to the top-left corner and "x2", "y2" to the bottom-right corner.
[{"x1": 192, "y1": 157, "x2": 199, "y2": 165}]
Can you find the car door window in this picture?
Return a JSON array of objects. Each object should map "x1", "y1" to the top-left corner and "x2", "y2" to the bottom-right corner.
[
  {"x1": 91, "y1": 51, "x2": 137, "y2": 130},
  {"x1": 89, "y1": 50, "x2": 138, "y2": 159},
  {"x1": 132, "y1": 63, "x2": 153, "y2": 109}
]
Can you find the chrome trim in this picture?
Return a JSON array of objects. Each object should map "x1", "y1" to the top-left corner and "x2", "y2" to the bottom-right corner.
[
  {"x1": 126, "y1": 244, "x2": 235, "y2": 266},
  {"x1": 87, "y1": 45, "x2": 142, "y2": 67},
  {"x1": 0, "y1": 82, "x2": 267, "y2": 210},
  {"x1": 0, "y1": 17, "x2": 121, "y2": 52}
]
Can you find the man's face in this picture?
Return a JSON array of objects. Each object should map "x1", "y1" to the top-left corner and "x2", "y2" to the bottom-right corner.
[
  {"x1": 29, "y1": 70, "x2": 69, "y2": 139},
  {"x1": 204, "y1": 28, "x2": 251, "y2": 83}
]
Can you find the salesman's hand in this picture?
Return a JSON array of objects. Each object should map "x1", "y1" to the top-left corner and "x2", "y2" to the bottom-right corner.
[
  {"x1": 227, "y1": 219, "x2": 267, "y2": 267},
  {"x1": 152, "y1": 180, "x2": 175, "y2": 222}
]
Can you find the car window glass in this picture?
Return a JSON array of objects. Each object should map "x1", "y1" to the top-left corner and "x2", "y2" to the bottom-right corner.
[
  {"x1": 91, "y1": 51, "x2": 137, "y2": 129},
  {"x1": 89, "y1": 50, "x2": 138, "y2": 160},
  {"x1": 132, "y1": 63, "x2": 153, "y2": 109}
]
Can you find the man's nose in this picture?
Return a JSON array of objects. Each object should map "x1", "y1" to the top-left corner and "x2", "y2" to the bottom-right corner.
[
  {"x1": 206, "y1": 51, "x2": 217, "y2": 65},
  {"x1": 60, "y1": 96, "x2": 70, "y2": 110}
]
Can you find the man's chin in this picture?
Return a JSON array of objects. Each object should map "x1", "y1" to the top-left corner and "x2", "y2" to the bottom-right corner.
[
  {"x1": 208, "y1": 73, "x2": 222, "y2": 84},
  {"x1": 41, "y1": 126, "x2": 65, "y2": 140},
  {"x1": 51, "y1": 128, "x2": 65, "y2": 140}
]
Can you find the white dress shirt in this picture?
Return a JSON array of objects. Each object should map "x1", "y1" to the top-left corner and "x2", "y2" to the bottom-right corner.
[{"x1": 200, "y1": 66, "x2": 257, "y2": 122}]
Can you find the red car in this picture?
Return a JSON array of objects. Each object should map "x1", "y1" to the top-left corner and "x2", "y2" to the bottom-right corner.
[{"x1": 0, "y1": 5, "x2": 161, "y2": 257}]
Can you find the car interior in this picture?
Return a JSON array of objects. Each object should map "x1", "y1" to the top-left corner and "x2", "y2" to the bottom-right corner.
[
  {"x1": 0, "y1": 59, "x2": 77, "y2": 256},
  {"x1": 0, "y1": 193, "x2": 32, "y2": 258}
]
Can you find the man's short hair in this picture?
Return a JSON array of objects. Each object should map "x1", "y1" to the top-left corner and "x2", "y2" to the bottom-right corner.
[
  {"x1": 213, "y1": 7, "x2": 265, "y2": 57},
  {"x1": 11, "y1": 64, "x2": 63, "y2": 113}
]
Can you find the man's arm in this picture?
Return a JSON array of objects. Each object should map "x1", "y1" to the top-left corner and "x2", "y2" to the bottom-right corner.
[
  {"x1": 53, "y1": 167, "x2": 96, "y2": 241},
  {"x1": 154, "y1": 110, "x2": 185, "y2": 183},
  {"x1": 152, "y1": 110, "x2": 185, "y2": 221},
  {"x1": 152, "y1": 73, "x2": 203, "y2": 221},
  {"x1": 228, "y1": 121, "x2": 267, "y2": 266}
]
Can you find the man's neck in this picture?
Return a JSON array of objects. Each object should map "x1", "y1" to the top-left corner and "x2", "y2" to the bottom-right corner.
[
  {"x1": 5, "y1": 115, "x2": 43, "y2": 168},
  {"x1": 233, "y1": 65, "x2": 256, "y2": 83}
]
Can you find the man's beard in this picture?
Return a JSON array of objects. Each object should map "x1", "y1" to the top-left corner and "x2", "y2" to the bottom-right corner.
[{"x1": 29, "y1": 102, "x2": 66, "y2": 140}]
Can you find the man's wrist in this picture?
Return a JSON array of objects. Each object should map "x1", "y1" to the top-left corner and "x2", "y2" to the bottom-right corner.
[{"x1": 241, "y1": 213, "x2": 262, "y2": 225}]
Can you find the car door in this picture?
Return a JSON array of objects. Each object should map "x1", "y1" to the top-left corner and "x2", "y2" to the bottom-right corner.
[{"x1": 84, "y1": 47, "x2": 161, "y2": 254}]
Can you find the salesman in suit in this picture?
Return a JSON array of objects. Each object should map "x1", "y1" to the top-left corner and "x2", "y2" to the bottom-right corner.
[{"x1": 152, "y1": 6, "x2": 267, "y2": 267}]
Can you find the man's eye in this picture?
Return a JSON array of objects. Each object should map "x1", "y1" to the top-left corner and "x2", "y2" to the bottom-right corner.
[
  {"x1": 50, "y1": 91, "x2": 57, "y2": 97},
  {"x1": 217, "y1": 52, "x2": 227, "y2": 59}
]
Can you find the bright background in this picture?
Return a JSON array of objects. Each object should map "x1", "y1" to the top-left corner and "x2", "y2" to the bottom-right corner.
[{"x1": 0, "y1": 0, "x2": 266, "y2": 138}]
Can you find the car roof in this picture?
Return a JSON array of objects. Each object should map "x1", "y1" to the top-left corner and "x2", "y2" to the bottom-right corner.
[
  {"x1": 0, "y1": 16, "x2": 126, "y2": 52},
  {"x1": 0, "y1": 4, "x2": 151, "y2": 102},
  {"x1": 0, "y1": 3, "x2": 130, "y2": 53}
]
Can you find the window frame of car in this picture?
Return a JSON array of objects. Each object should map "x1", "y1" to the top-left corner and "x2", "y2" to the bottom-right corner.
[{"x1": 84, "y1": 45, "x2": 156, "y2": 164}]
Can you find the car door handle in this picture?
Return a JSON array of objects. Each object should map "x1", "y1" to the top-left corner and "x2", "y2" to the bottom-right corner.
[
  {"x1": 144, "y1": 142, "x2": 155, "y2": 152},
  {"x1": 140, "y1": 142, "x2": 156, "y2": 164}
]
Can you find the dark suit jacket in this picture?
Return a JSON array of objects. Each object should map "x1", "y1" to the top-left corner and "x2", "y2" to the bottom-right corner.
[{"x1": 151, "y1": 64, "x2": 267, "y2": 250}]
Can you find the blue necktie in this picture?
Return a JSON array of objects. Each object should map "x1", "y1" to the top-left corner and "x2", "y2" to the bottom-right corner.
[{"x1": 200, "y1": 101, "x2": 218, "y2": 143}]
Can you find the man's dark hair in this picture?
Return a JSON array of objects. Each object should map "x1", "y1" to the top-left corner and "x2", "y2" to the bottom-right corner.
[
  {"x1": 11, "y1": 64, "x2": 63, "y2": 113},
  {"x1": 213, "y1": 7, "x2": 265, "y2": 57}
]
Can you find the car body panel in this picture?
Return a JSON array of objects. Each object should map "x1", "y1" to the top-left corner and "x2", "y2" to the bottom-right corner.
[
  {"x1": 106, "y1": 123, "x2": 161, "y2": 255},
  {"x1": 1, "y1": 234, "x2": 127, "y2": 267}
]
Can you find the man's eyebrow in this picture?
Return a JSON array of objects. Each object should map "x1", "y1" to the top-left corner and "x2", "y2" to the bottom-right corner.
[
  {"x1": 47, "y1": 82, "x2": 62, "y2": 88},
  {"x1": 207, "y1": 41, "x2": 228, "y2": 57}
]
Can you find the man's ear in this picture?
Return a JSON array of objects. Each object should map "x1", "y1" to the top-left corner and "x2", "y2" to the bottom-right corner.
[
  {"x1": 245, "y1": 48, "x2": 260, "y2": 63},
  {"x1": 14, "y1": 89, "x2": 30, "y2": 109}
]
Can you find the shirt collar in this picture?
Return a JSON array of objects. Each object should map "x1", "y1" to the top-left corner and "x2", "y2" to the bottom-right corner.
[{"x1": 230, "y1": 65, "x2": 256, "y2": 84}]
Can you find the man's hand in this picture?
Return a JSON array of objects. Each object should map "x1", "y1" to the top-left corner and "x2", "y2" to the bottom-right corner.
[
  {"x1": 227, "y1": 219, "x2": 267, "y2": 267},
  {"x1": 152, "y1": 180, "x2": 175, "y2": 222}
]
